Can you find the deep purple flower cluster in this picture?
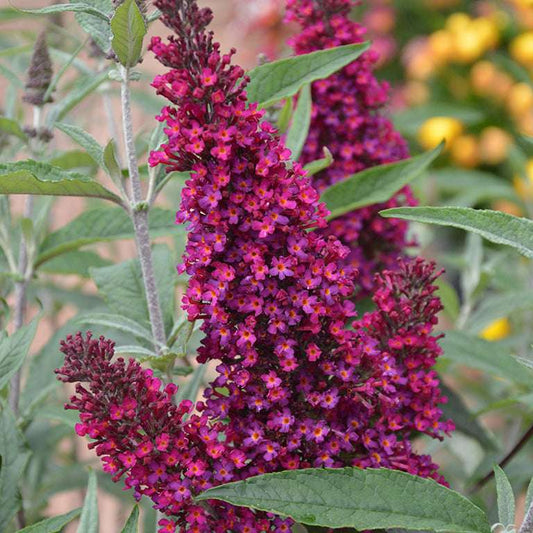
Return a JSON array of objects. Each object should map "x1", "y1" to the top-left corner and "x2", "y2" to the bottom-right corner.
[
  {"x1": 56, "y1": 1, "x2": 453, "y2": 531},
  {"x1": 55, "y1": 332, "x2": 279, "y2": 533},
  {"x1": 286, "y1": 0, "x2": 416, "y2": 293}
]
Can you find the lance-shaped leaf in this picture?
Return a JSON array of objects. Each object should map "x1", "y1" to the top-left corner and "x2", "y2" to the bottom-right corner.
[
  {"x1": 303, "y1": 147, "x2": 333, "y2": 176},
  {"x1": 77, "y1": 471, "x2": 98, "y2": 533},
  {"x1": 55, "y1": 122, "x2": 105, "y2": 167},
  {"x1": 40, "y1": 250, "x2": 112, "y2": 277},
  {"x1": 246, "y1": 42, "x2": 369, "y2": 107},
  {"x1": 197, "y1": 467, "x2": 490, "y2": 533},
  {"x1": 440, "y1": 330, "x2": 533, "y2": 385},
  {"x1": 0, "y1": 406, "x2": 31, "y2": 530},
  {"x1": 76, "y1": 313, "x2": 154, "y2": 346},
  {"x1": 465, "y1": 291, "x2": 533, "y2": 334},
  {"x1": 36, "y1": 207, "x2": 177, "y2": 265},
  {"x1": 286, "y1": 84, "x2": 312, "y2": 161},
  {"x1": 381, "y1": 206, "x2": 533, "y2": 259},
  {"x1": 0, "y1": 318, "x2": 38, "y2": 391},
  {"x1": 120, "y1": 506, "x2": 140, "y2": 533},
  {"x1": 15, "y1": 2, "x2": 110, "y2": 20},
  {"x1": 322, "y1": 145, "x2": 442, "y2": 221},
  {"x1": 494, "y1": 466, "x2": 515, "y2": 527},
  {"x1": 0, "y1": 160, "x2": 122, "y2": 204},
  {"x1": 111, "y1": 0, "x2": 147, "y2": 67},
  {"x1": 90, "y1": 244, "x2": 175, "y2": 335},
  {"x1": 17, "y1": 508, "x2": 82, "y2": 533},
  {"x1": 0, "y1": 117, "x2": 27, "y2": 141},
  {"x1": 46, "y1": 69, "x2": 111, "y2": 126},
  {"x1": 74, "y1": 0, "x2": 113, "y2": 53},
  {"x1": 439, "y1": 381, "x2": 496, "y2": 450}
]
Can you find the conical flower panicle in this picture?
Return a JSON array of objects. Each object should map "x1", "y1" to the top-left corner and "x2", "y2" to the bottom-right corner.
[
  {"x1": 23, "y1": 31, "x2": 53, "y2": 107},
  {"x1": 286, "y1": 0, "x2": 416, "y2": 295}
]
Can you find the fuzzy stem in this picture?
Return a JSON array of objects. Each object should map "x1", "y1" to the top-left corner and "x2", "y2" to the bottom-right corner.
[
  {"x1": 8, "y1": 195, "x2": 34, "y2": 416},
  {"x1": 520, "y1": 500, "x2": 533, "y2": 533},
  {"x1": 120, "y1": 65, "x2": 167, "y2": 353}
]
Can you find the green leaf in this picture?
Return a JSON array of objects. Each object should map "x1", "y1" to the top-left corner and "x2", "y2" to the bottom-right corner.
[
  {"x1": 435, "y1": 278, "x2": 460, "y2": 321},
  {"x1": 303, "y1": 148, "x2": 333, "y2": 176},
  {"x1": 276, "y1": 98, "x2": 293, "y2": 133},
  {"x1": 461, "y1": 233, "x2": 483, "y2": 305},
  {"x1": 76, "y1": 313, "x2": 154, "y2": 346},
  {"x1": 47, "y1": 69, "x2": 110, "y2": 126},
  {"x1": 20, "y1": 320, "x2": 80, "y2": 414},
  {"x1": 0, "y1": 44, "x2": 32, "y2": 59},
  {"x1": 114, "y1": 345, "x2": 157, "y2": 358},
  {"x1": 103, "y1": 139, "x2": 122, "y2": 182},
  {"x1": 286, "y1": 84, "x2": 312, "y2": 161},
  {"x1": 146, "y1": 8, "x2": 160, "y2": 22},
  {"x1": 439, "y1": 381, "x2": 496, "y2": 450},
  {"x1": 465, "y1": 291, "x2": 533, "y2": 334},
  {"x1": 393, "y1": 103, "x2": 485, "y2": 137},
  {"x1": 381, "y1": 207, "x2": 533, "y2": 259},
  {"x1": 0, "y1": 6, "x2": 28, "y2": 22},
  {"x1": 77, "y1": 470, "x2": 98, "y2": 533},
  {"x1": 526, "y1": 477, "x2": 533, "y2": 511},
  {"x1": 197, "y1": 467, "x2": 490, "y2": 533},
  {"x1": 120, "y1": 506, "x2": 139, "y2": 533},
  {"x1": 155, "y1": 170, "x2": 189, "y2": 195},
  {"x1": 15, "y1": 2, "x2": 110, "y2": 20},
  {"x1": 0, "y1": 117, "x2": 27, "y2": 141},
  {"x1": 0, "y1": 405, "x2": 30, "y2": 531},
  {"x1": 55, "y1": 122, "x2": 104, "y2": 167},
  {"x1": 0, "y1": 63, "x2": 24, "y2": 89},
  {"x1": 110, "y1": 0, "x2": 147, "y2": 67},
  {"x1": 37, "y1": 207, "x2": 177, "y2": 266},
  {"x1": 432, "y1": 168, "x2": 518, "y2": 207},
  {"x1": 494, "y1": 466, "x2": 515, "y2": 526},
  {"x1": 17, "y1": 508, "x2": 82, "y2": 533},
  {"x1": 48, "y1": 150, "x2": 97, "y2": 171},
  {"x1": 40, "y1": 250, "x2": 112, "y2": 277},
  {"x1": 44, "y1": 38, "x2": 89, "y2": 104},
  {"x1": 440, "y1": 331, "x2": 533, "y2": 386},
  {"x1": 90, "y1": 244, "x2": 175, "y2": 335},
  {"x1": 74, "y1": 0, "x2": 113, "y2": 53},
  {"x1": 516, "y1": 357, "x2": 533, "y2": 372},
  {"x1": 323, "y1": 146, "x2": 442, "y2": 221},
  {"x1": 0, "y1": 160, "x2": 122, "y2": 204},
  {"x1": 247, "y1": 43, "x2": 370, "y2": 107},
  {"x1": 35, "y1": 405, "x2": 80, "y2": 427},
  {"x1": 0, "y1": 318, "x2": 38, "y2": 391}
]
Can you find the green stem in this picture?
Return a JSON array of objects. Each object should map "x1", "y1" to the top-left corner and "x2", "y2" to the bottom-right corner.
[{"x1": 120, "y1": 65, "x2": 167, "y2": 353}]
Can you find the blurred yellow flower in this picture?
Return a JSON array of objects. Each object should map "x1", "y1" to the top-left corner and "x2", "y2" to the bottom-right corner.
[
  {"x1": 470, "y1": 60, "x2": 498, "y2": 95},
  {"x1": 513, "y1": 158, "x2": 533, "y2": 199},
  {"x1": 450, "y1": 134, "x2": 480, "y2": 168},
  {"x1": 446, "y1": 13, "x2": 472, "y2": 33},
  {"x1": 417, "y1": 117, "x2": 463, "y2": 150},
  {"x1": 510, "y1": 31, "x2": 533, "y2": 67},
  {"x1": 492, "y1": 199, "x2": 524, "y2": 216},
  {"x1": 506, "y1": 82, "x2": 533, "y2": 117},
  {"x1": 480, "y1": 318, "x2": 511, "y2": 341},
  {"x1": 479, "y1": 127, "x2": 512, "y2": 164},
  {"x1": 429, "y1": 30, "x2": 454, "y2": 64}
]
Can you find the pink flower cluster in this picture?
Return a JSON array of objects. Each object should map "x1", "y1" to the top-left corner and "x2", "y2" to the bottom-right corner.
[
  {"x1": 56, "y1": 0, "x2": 453, "y2": 531},
  {"x1": 286, "y1": 0, "x2": 416, "y2": 293}
]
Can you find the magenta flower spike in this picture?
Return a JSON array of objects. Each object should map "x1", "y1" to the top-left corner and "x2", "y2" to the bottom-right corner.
[{"x1": 286, "y1": 0, "x2": 417, "y2": 295}]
